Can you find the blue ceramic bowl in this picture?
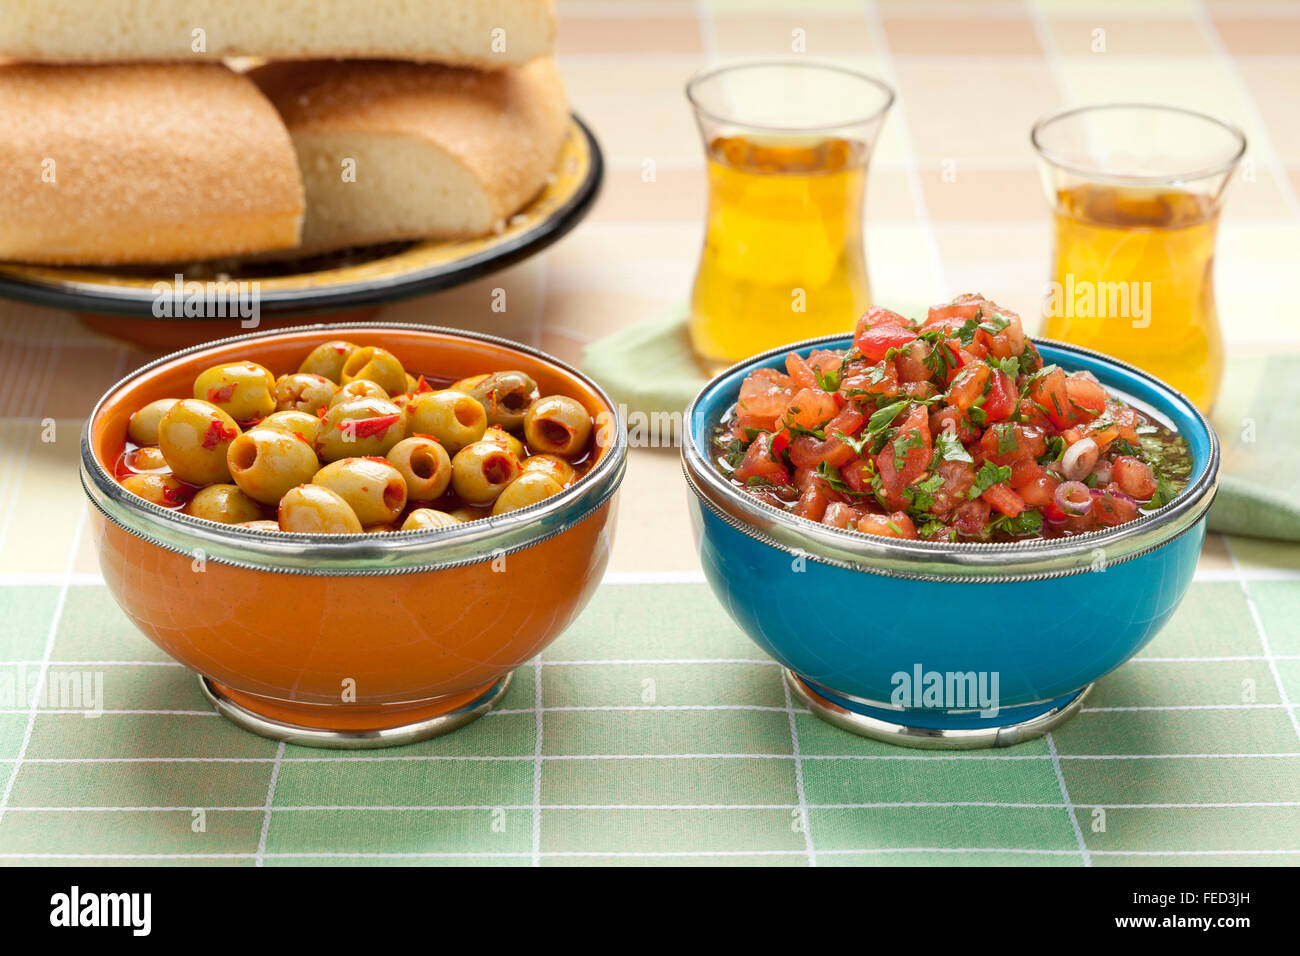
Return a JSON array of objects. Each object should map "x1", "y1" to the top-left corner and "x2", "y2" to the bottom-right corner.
[{"x1": 682, "y1": 336, "x2": 1219, "y2": 748}]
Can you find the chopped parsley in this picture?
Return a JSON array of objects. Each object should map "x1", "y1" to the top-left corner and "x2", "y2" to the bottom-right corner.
[
  {"x1": 994, "y1": 423, "x2": 1019, "y2": 456},
  {"x1": 934, "y1": 431, "x2": 974, "y2": 464},
  {"x1": 969, "y1": 461, "x2": 1012, "y2": 499}
]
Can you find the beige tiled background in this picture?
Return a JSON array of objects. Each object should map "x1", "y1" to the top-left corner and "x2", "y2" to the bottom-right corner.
[{"x1": 1, "y1": 0, "x2": 1299, "y2": 581}]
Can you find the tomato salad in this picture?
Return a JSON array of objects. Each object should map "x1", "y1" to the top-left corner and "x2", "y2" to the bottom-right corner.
[{"x1": 712, "y1": 294, "x2": 1192, "y2": 542}]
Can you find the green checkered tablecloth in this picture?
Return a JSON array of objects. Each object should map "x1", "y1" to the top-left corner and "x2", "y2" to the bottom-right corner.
[{"x1": 2, "y1": 574, "x2": 1297, "y2": 866}]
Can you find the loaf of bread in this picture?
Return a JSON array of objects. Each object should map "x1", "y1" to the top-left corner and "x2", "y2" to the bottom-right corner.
[
  {"x1": 0, "y1": 63, "x2": 305, "y2": 265},
  {"x1": 0, "y1": 0, "x2": 555, "y2": 69},
  {"x1": 251, "y1": 58, "x2": 568, "y2": 255}
]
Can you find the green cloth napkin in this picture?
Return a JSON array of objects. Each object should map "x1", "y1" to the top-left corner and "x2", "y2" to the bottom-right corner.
[{"x1": 583, "y1": 311, "x2": 1300, "y2": 542}]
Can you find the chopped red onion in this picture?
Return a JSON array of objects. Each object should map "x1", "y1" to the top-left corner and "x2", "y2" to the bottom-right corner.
[
  {"x1": 1056, "y1": 480, "x2": 1093, "y2": 516},
  {"x1": 1061, "y1": 437, "x2": 1098, "y2": 481}
]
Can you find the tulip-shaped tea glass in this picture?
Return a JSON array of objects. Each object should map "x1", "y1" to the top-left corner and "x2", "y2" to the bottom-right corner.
[
  {"x1": 1032, "y1": 103, "x2": 1246, "y2": 412},
  {"x1": 686, "y1": 61, "x2": 894, "y2": 374}
]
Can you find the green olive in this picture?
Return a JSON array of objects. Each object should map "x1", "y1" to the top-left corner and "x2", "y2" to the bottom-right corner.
[
  {"x1": 185, "y1": 483, "x2": 263, "y2": 524},
  {"x1": 491, "y1": 471, "x2": 565, "y2": 516},
  {"x1": 274, "y1": 373, "x2": 336, "y2": 414},
  {"x1": 227, "y1": 428, "x2": 321, "y2": 504},
  {"x1": 386, "y1": 436, "x2": 452, "y2": 501},
  {"x1": 401, "y1": 508, "x2": 461, "y2": 531},
  {"x1": 121, "y1": 472, "x2": 190, "y2": 508},
  {"x1": 329, "y1": 379, "x2": 389, "y2": 407},
  {"x1": 193, "y1": 361, "x2": 276, "y2": 422},
  {"x1": 124, "y1": 446, "x2": 169, "y2": 472},
  {"x1": 158, "y1": 399, "x2": 241, "y2": 485},
  {"x1": 523, "y1": 395, "x2": 592, "y2": 459},
  {"x1": 240, "y1": 520, "x2": 281, "y2": 532},
  {"x1": 520, "y1": 453, "x2": 576, "y2": 486},
  {"x1": 447, "y1": 505, "x2": 486, "y2": 523},
  {"x1": 127, "y1": 399, "x2": 180, "y2": 445},
  {"x1": 278, "y1": 485, "x2": 363, "y2": 534},
  {"x1": 298, "y1": 340, "x2": 358, "y2": 383},
  {"x1": 481, "y1": 424, "x2": 525, "y2": 459},
  {"x1": 406, "y1": 390, "x2": 486, "y2": 454},
  {"x1": 315, "y1": 397, "x2": 406, "y2": 462},
  {"x1": 312, "y1": 457, "x2": 408, "y2": 526},
  {"x1": 453, "y1": 370, "x2": 537, "y2": 429},
  {"x1": 451, "y1": 441, "x2": 522, "y2": 505},
  {"x1": 258, "y1": 410, "x2": 321, "y2": 446},
  {"x1": 403, "y1": 373, "x2": 420, "y2": 395},
  {"x1": 341, "y1": 346, "x2": 407, "y2": 397}
]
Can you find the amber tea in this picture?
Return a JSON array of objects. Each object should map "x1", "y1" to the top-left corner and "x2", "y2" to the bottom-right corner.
[
  {"x1": 689, "y1": 135, "x2": 871, "y2": 374},
  {"x1": 1043, "y1": 185, "x2": 1223, "y2": 411}
]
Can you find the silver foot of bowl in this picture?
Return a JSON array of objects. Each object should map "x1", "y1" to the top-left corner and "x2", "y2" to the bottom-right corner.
[
  {"x1": 199, "y1": 672, "x2": 513, "y2": 750},
  {"x1": 785, "y1": 669, "x2": 1091, "y2": 750}
]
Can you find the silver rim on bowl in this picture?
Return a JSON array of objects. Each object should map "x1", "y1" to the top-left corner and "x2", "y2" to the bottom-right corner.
[
  {"x1": 81, "y1": 322, "x2": 628, "y2": 576},
  {"x1": 682, "y1": 335, "x2": 1219, "y2": 583}
]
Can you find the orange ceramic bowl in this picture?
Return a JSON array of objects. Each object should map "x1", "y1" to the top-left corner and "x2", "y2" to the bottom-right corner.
[{"x1": 80, "y1": 324, "x2": 626, "y2": 746}]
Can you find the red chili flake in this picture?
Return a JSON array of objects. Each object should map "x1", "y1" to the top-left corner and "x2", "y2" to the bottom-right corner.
[
  {"x1": 292, "y1": 431, "x2": 311, "y2": 445},
  {"x1": 414, "y1": 376, "x2": 433, "y2": 394},
  {"x1": 333, "y1": 345, "x2": 349, "y2": 354},
  {"x1": 364, "y1": 456, "x2": 390, "y2": 465},
  {"x1": 201, "y1": 419, "x2": 238, "y2": 449},
  {"x1": 317, "y1": 405, "x2": 330, "y2": 420},
  {"x1": 160, "y1": 483, "x2": 192, "y2": 506},
  {"x1": 206, "y1": 383, "x2": 237, "y2": 404},
  {"x1": 411, "y1": 432, "x2": 441, "y2": 443},
  {"x1": 349, "y1": 414, "x2": 400, "y2": 439}
]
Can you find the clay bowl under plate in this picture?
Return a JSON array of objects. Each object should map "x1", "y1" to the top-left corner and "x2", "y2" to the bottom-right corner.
[{"x1": 81, "y1": 323, "x2": 626, "y2": 747}]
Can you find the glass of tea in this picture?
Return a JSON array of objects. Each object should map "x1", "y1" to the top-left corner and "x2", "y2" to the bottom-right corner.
[
  {"x1": 685, "y1": 61, "x2": 894, "y2": 374},
  {"x1": 1032, "y1": 103, "x2": 1246, "y2": 412}
]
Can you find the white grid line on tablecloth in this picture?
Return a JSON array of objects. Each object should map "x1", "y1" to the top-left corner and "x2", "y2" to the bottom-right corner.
[
  {"x1": 6, "y1": 801, "x2": 1299, "y2": 812},
  {"x1": 5, "y1": 701, "x2": 1298, "y2": 718},
  {"x1": 1048, "y1": 732, "x2": 1092, "y2": 867},
  {"x1": 780, "y1": 671, "x2": 816, "y2": 866},
  {"x1": 255, "y1": 742, "x2": 286, "y2": 868},
  {"x1": 1224, "y1": 537, "x2": 1300, "y2": 741},
  {"x1": 11, "y1": 753, "x2": 1300, "y2": 765},
  {"x1": 532, "y1": 653, "x2": 544, "y2": 867},
  {"x1": 0, "y1": 503, "x2": 87, "y2": 828}
]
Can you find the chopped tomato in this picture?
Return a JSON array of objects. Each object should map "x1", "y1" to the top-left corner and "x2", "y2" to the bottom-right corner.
[
  {"x1": 780, "y1": 388, "x2": 840, "y2": 437},
  {"x1": 794, "y1": 479, "x2": 830, "y2": 521},
  {"x1": 1018, "y1": 473, "x2": 1060, "y2": 510},
  {"x1": 1008, "y1": 459, "x2": 1044, "y2": 489},
  {"x1": 787, "y1": 407, "x2": 865, "y2": 469},
  {"x1": 982, "y1": 368, "x2": 1017, "y2": 423},
  {"x1": 838, "y1": 456, "x2": 874, "y2": 496},
  {"x1": 1027, "y1": 367, "x2": 1072, "y2": 429},
  {"x1": 874, "y1": 405, "x2": 931, "y2": 510},
  {"x1": 855, "y1": 307, "x2": 912, "y2": 336},
  {"x1": 857, "y1": 511, "x2": 918, "y2": 539},
  {"x1": 947, "y1": 362, "x2": 990, "y2": 411},
  {"x1": 785, "y1": 352, "x2": 820, "y2": 390},
  {"x1": 822, "y1": 502, "x2": 865, "y2": 529},
  {"x1": 732, "y1": 433, "x2": 791, "y2": 487},
  {"x1": 1112, "y1": 455, "x2": 1158, "y2": 500},
  {"x1": 737, "y1": 368, "x2": 795, "y2": 432},
  {"x1": 981, "y1": 482, "x2": 1025, "y2": 517},
  {"x1": 840, "y1": 360, "x2": 898, "y2": 397},
  {"x1": 979, "y1": 423, "x2": 1047, "y2": 466},
  {"x1": 855, "y1": 323, "x2": 917, "y2": 363},
  {"x1": 1064, "y1": 374, "x2": 1106, "y2": 422},
  {"x1": 952, "y1": 499, "x2": 991, "y2": 536},
  {"x1": 1094, "y1": 488, "x2": 1139, "y2": 526}
]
